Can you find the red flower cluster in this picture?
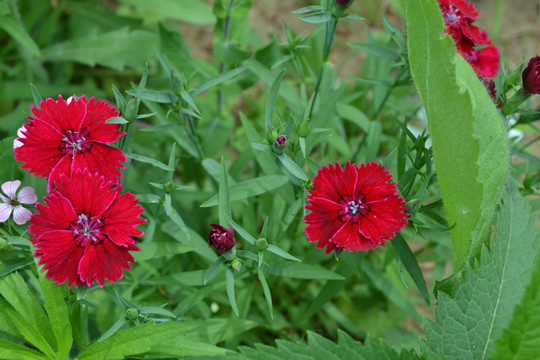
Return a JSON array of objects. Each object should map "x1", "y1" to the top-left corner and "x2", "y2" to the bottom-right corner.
[
  {"x1": 304, "y1": 161, "x2": 408, "y2": 254},
  {"x1": 15, "y1": 95, "x2": 145, "y2": 287},
  {"x1": 438, "y1": 0, "x2": 500, "y2": 79}
]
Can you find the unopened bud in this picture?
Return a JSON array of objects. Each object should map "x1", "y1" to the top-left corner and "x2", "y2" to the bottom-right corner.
[
  {"x1": 208, "y1": 223, "x2": 236, "y2": 254},
  {"x1": 336, "y1": 0, "x2": 354, "y2": 8},
  {"x1": 231, "y1": 258, "x2": 242, "y2": 272},
  {"x1": 272, "y1": 135, "x2": 287, "y2": 154},
  {"x1": 522, "y1": 56, "x2": 540, "y2": 94},
  {"x1": 255, "y1": 238, "x2": 268, "y2": 251},
  {"x1": 0, "y1": 237, "x2": 6, "y2": 250},
  {"x1": 124, "y1": 98, "x2": 139, "y2": 122},
  {"x1": 163, "y1": 180, "x2": 176, "y2": 194},
  {"x1": 298, "y1": 120, "x2": 311, "y2": 137},
  {"x1": 126, "y1": 308, "x2": 139, "y2": 320}
]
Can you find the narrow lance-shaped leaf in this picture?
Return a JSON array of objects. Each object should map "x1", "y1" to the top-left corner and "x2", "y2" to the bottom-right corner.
[
  {"x1": 257, "y1": 268, "x2": 273, "y2": 319},
  {"x1": 402, "y1": 0, "x2": 509, "y2": 270},
  {"x1": 39, "y1": 275, "x2": 73, "y2": 359},
  {"x1": 265, "y1": 69, "x2": 285, "y2": 131},
  {"x1": 218, "y1": 157, "x2": 231, "y2": 226},
  {"x1": 392, "y1": 234, "x2": 430, "y2": 305},
  {"x1": 0, "y1": 15, "x2": 40, "y2": 56},
  {"x1": 225, "y1": 268, "x2": 239, "y2": 316}
]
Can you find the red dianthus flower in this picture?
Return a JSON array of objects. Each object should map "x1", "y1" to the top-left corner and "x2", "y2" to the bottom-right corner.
[
  {"x1": 304, "y1": 161, "x2": 408, "y2": 254},
  {"x1": 437, "y1": 0, "x2": 500, "y2": 79},
  {"x1": 14, "y1": 95, "x2": 126, "y2": 186},
  {"x1": 29, "y1": 170, "x2": 145, "y2": 287}
]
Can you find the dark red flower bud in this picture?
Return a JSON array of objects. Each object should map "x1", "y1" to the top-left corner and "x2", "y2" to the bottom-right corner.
[
  {"x1": 336, "y1": 0, "x2": 353, "y2": 7},
  {"x1": 272, "y1": 135, "x2": 287, "y2": 154},
  {"x1": 522, "y1": 56, "x2": 540, "y2": 94},
  {"x1": 208, "y1": 223, "x2": 236, "y2": 254}
]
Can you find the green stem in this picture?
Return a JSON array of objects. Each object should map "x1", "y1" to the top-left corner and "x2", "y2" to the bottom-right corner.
[
  {"x1": 309, "y1": 16, "x2": 338, "y2": 117},
  {"x1": 372, "y1": 67, "x2": 406, "y2": 119},
  {"x1": 185, "y1": 113, "x2": 205, "y2": 159},
  {"x1": 217, "y1": 0, "x2": 236, "y2": 113}
]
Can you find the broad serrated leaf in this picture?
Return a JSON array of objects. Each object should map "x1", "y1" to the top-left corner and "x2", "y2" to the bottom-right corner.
[
  {"x1": 41, "y1": 27, "x2": 157, "y2": 70},
  {"x1": 424, "y1": 187, "x2": 540, "y2": 360},
  {"x1": 198, "y1": 330, "x2": 417, "y2": 360},
  {"x1": 491, "y1": 243, "x2": 540, "y2": 359},
  {"x1": 78, "y1": 321, "x2": 200, "y2": 360},
  {"x1": 402, "y1": 0, "x2": 509, "y2": 270}
]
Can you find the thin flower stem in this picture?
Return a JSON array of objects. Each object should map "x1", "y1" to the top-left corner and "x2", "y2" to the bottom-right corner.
[
  {"x1": 372, "y1": 67, "x2": 406, "y2": 119},
  {"x1": 309, "y1": 17, "x2": 338, "y2": 117},
  {"x1": 217, "y1": 0, "x2": 236, "y2": 113},
  {"x1": 185, "y1": 113, "x2": 205, "y2": 159}
]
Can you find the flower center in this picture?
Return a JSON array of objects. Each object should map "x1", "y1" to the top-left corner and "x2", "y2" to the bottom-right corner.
[
  {"x1": 72, "y1": 212, "x2": 104, "y2": 245},
  {"x1": 59, "y1": 127, "x2": 91, "y2": 156},
  {"x1": 443, "y1": 6, "x2": 461, "y2": 26},
  {"x1": 345, "y1": 200, "x2": 363, "y2": 215},
  {"x1": 337, "y1": 193, "x2": 370, "y2": 224}
]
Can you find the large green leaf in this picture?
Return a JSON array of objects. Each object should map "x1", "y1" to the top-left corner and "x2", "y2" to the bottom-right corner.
[
  {"x1": 402, "y1": 0, "x2": 508, "y2": 270},
  {"x1": 119, "y1": 0, "x2": 215, "y2": 25},
  {"x1": 491, "y1": 249, "x2": 540, "y2": 359},
  {"x1": 424, "y1": 187, "x2": 540, "y2": 360},
  {"x1": 41, "y1": 27, "x2": 157, "y2": 70},
  {"x1": 194, "y1": 330, "x2": 419, "y2": 360},
  {"x1": 78, "y1": 321, "x2": 201, "y2": 360},
  {"x1": 39, "y1": 276, "x2": 72, "y2": 359},
  {"x1": 0, "y1": 273, "x2": 56, "y2": 352}
]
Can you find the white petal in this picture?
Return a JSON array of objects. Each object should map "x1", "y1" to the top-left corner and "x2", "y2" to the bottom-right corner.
[
  {"x1": 1, "y1": 180, "x2": 21, "y2": 199},
  {"x1": 67, "y1": 96, "x2": 76, "y2": 104},
  {"x1": 14, "y1": 126, "x2": 27, "y2": 149},
  {"x1": 13, "y1": 206, "x2": 31, "y2": 225},
  {"x1": 0, "y1": 193, "x2": 7, "y2": 202},
  {"x1": 0, "y1": 203, "x2": 13, "y2": 222},
  {"x1": 18, "y1": 186, "x2": 37, "y2": 204}
]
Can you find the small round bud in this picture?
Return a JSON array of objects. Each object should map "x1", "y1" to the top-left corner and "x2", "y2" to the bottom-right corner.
[
  {"x1": 124, "y1": 98, "x2": 139, "y2": 122},
  {"x1": 231, "y1": 258, "x2": 242, "y2": 272},
  {"x1": 208, "y1": 223, "x2": 236, "y2": 254},
  {"x1": 298, "y1": 120, "x2": 311, "y2": 137},
  {"x1": 163, "y1": 180, "x2": 176, "y2": 194},
  {"x1": 255, "y1": 238, "x2": 268, "y2": 251},
  {"x1": 126, "y1": 308, "x2": 139, "y2": 320},
  {"x1": 272, "y1": 135, "x2": 287, "y2": 154}
]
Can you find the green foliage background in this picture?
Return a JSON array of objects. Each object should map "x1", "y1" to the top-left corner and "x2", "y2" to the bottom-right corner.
[{"x1": 0, "y1": 0, "x2": 539, "y2": 359}]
